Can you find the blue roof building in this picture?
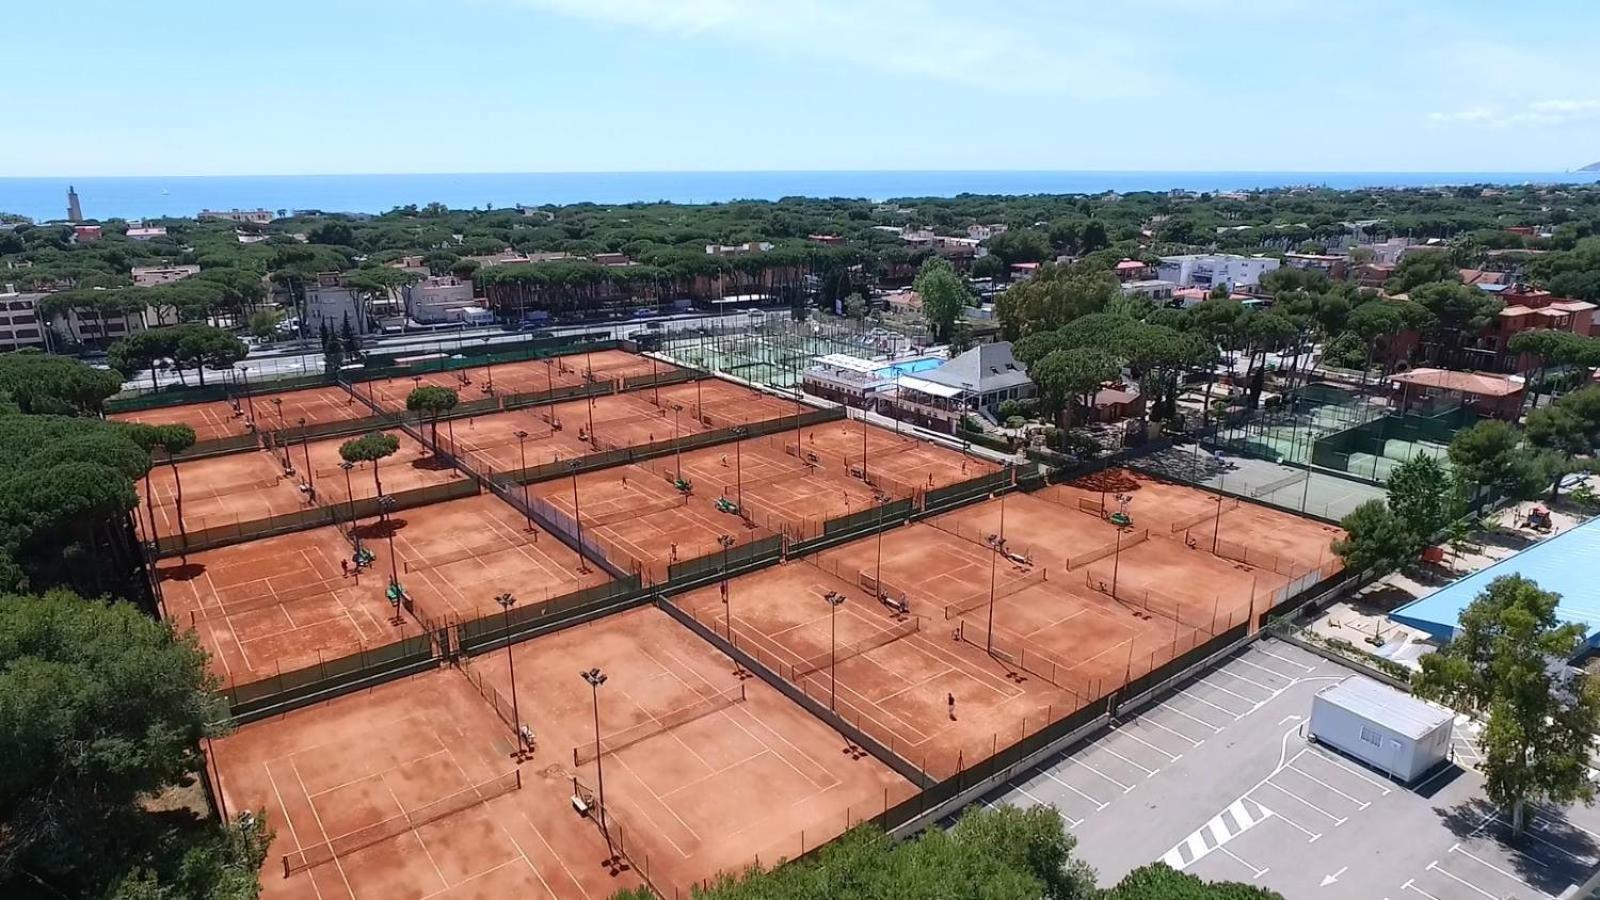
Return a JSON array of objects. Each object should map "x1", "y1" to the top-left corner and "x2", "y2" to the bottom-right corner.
[{"x1": 1390, "y1": 516, "x2": 1600, "y2": 645}]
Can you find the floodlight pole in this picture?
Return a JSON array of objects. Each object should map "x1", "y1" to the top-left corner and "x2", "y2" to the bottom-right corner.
[
  {"x1": 718, "y1": 534, "x2": 737, "y2": 646},
  {"x1": 570, "y1": 461, "x2": 590, "y2": 574},
  {"x1": 298, "y1": 418, "x2": 314, "y2": 496},
  {"x1": 1112, "y1": 524, "x2": 1123, "y2": 597},
  {"x1": 1212, "y1": 495, "x2": 1223, "y2": 554},
  {"x1": 339, "y1": 462, "x2": 358, "y2": 545},
  {"x1": 986, "y1": 493, "x2": 1006, "y2": 653},
  {"x1": 824, "y1": 591, "x2": 846, "y2": 710},
  {"x1": 673, "y1": 404, "x2": 684, "y2": 481},
  {"x1": 379, "y1": 495, "x2": 399, "y2": 590},
  {"x1": 238, "y1": 366, "x2": 256, "y2": 423},
  {"x1": 515, "y1": 430, "x2": 533, "y2": 531},
  {"x1": 733, "y1": 426, "x2": 746, "y2": 512},
  {"x1": 580, "y1": 667, "x2": 613, "y2": 861},
  {"x1": 496, "y1": 592, "x2": 523, "y2": 759}
]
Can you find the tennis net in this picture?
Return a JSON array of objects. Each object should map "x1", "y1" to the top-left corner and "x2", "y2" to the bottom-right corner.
[
  {"x1": 587, "y1": 493, "x2": 685, "y2": 527},
  {"x1": 187, "y1": 476, "x2": 285, "y2": 501},
  {"x1": 401, "y1": 541, "x2": 527, "y2": 576},
  {"x1": 794, "y1": 618, "x2": 920, "y2": 677},
  {"x1": 720, "y1": 465, "x2": 812, "y2": 497},
  {"x1": 942, "y1": 568, "x2": 1048, "y2": 620},
  {"x1": 281, "y1": 769, "x2": 522, "y2": 876},
  {"x1": 573, "y1": 685, "x2": 746, "y2": 765}
]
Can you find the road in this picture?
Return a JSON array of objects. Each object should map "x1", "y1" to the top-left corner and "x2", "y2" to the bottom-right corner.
[{"x1": 120, "y1": 309, "x2": 765, "y2": 392}]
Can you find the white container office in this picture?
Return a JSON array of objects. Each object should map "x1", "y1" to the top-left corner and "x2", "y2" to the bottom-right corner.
[{"x1": 1308, "y1": 675, "x2": 1453, "y2": 783}]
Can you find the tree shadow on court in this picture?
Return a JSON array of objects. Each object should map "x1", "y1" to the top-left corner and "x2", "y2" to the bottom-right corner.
[
  {"x1": 156, "y1": 561, "x2": 207, "y2": 582},
  {"x1": 1434, "y1": 795, "x2": 1598, "y2": 892},
  {"x1": 352, "y1": 517, "x2": 408, "y2": 540},
  {"x1": 409, "y1": 455, "x2": 455, "y2": 473}
]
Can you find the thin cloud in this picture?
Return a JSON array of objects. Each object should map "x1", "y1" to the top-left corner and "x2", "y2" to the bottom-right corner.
[
  {"x1": 490, "y1": 0, "x2": 1158, "y2": 97},
  {"x1": 1429, "y1": 99, "x2": 1600, "y2": 128}
]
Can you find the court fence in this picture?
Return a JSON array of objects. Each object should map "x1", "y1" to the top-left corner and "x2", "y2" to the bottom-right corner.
[
  {"x1": 473, "y1": 406, "x2": 845, "y2": 486},
  {"x1": 154, "y1": 477, "x2": 479, "y2": 557},
  {"x1": 221, "y1": 629, "x2": 440, "y2": 724},
  {"x1": 107, "y1": 372, "x2": 339, "y2": 414},
  {"x1": 453, "y1": 575, "x2": 649, "y2": 654},
  {"x1": 919, "y1": 468, "x2": 1016, "y2": 516}
]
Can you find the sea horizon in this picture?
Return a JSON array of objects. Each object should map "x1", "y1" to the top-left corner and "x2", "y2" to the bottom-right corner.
[{"x1": 3, "y1": 169, "x2": 1597, "y2": 223}]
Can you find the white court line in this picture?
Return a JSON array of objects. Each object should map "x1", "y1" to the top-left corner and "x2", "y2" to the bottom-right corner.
[
  {"x1": 1154, "y1": 702, "x2": 1224, "y2": 733},
  {"x1": 1402, "y1": 877, "x2": 1443, "y2": 900},
  {"x1": 1251, "y1": 645, "x2": 1316, "y2": 672},
  {"x1": 1255, "y1": 779, "x2": 1348, "y2": 825},
  {"x1": 1113, "y1": 726, "x2": 1183, "y2": 761},
  {"x1": 1133, "y1": 713, "x2": 1203, "y2": 746},
  {"x1": 1177, "y1": 689, "x2": 1243, "y2": 718},
  {"x1": 1219, "y1": 847, "x2": 1269, "y2": 880},
  {"x1": 1096, "y1": 744, "x2": 1158, "y2": 776},
  {"x1": 1031, "y1": 765, "x2": 1110, "y2": 810},
  {"x1": 1286, "y1": 764, "x2": 1372, "y2": 809},
  {"x1": 1308, "y1": 749, "x2": 1395, "y2": 794},
  {"x1": 1068, "y1": 757, "x2": 1134, "y2": 793},
  {"x1": 1426, "y1": 860, "x2": 1500, "y2": 900}
]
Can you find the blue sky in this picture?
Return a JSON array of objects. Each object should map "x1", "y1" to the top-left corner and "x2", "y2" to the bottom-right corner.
[{"x1": 6, "y1": 0, "x2": 1599, "y2": 176}]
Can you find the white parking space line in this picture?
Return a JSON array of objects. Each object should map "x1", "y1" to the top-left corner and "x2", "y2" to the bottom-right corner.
[
  {"x1": 1250, "y1": 645, "x2": 1316, "y2": 672},
  {"x1": 1153, "y1": 701, "x2": 1225, "y2": 733},
  {"x1": 1191, "y1": 680, "x2": 1257, "y2": 706},
  {"x1": 1068, "y1": 757, "x2": 1135, "y2": 793},
  {"x1": 1097, "y1": 744, "x2": 1158, "y2": 776},
  {"x1": 1402, "y1": 876, "x2": 1444, "y2": 900},
  {"x1": 1113, "y1": 726, "x2": 1183, "y2": 761},
  {"x1": 1254, "y1": 779, "x2": 1348, "y2": 825},
  {"x1": 1453, "y1": 842, "x2": 1553, "y2": 885},
  {"x1": 1306, "y1": 748, "x2": 1395, "y2": 794},
  {"x1": 1032, "y1": 765, "x2": 1109, "y2": 810},
  {"x1": 1517, "y1": 817, "x2": 1600, "y2": 865},
  {"x1": 1232, "y1": 655, "x2": 1299, "y2": 681},
  {"x1": 1285, "y1": 764, "x2": 1372, "y2": 809},
  {"x1": 1535, "y1": 811, "x2": 1600, "y2": 843},
  {"x1": 1177, "y1": 688, "x2": 1243, "y2": 718},
  {"x1": 1011, "y1": 782, "x2": 1055, "y2": 811},
  {"x1": 1251, "y1": 799, "x2": 1321, "y2": 841},
  {"x1": 1213, "y1": 667, "x2": 1277, "y2": 693},
  {"x1": 1426, "y1": 859, "x2": 1500, "y2": 900},
  {"x1": 1133, "y1": 713, "x2": 1203, "y2": 747},
  {"x1": 1219, "y1": 847, "x2": 1269, "y2": 880}
]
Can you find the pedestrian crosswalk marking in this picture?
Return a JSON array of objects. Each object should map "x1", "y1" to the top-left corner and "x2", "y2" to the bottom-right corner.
[{"x1": 1160, "y1": 799, "x2": 1272, "y2": 870}]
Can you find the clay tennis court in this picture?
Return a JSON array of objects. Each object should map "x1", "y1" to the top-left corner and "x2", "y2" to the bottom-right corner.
[
  {"x1": 437, "y1": 390, "x2": 711, "y2": 477},
  {"x1": 645, "y1": 377, "x2": 805, "y2": 428},
  {"x1": 648, "y1": 432, "x2": 885, "y2": 541},
  {"x1": 787, "y1": 418, "x2": 997, "y2": 497},
  {"x1": 209, "y1": 667, "x2": 641, "y2": 900},
  {"x1": 157, "y1": 523, "x2": 423, "y2": 689},
  {"x1": 531, "y1": 462, "x2": 776, "y2": 583},
  {"x1": 673, "y1": 552, "x2": 1078, "y2": 781},
  {"x1": 362, "y1": 349, "x2": 679, "y2": 412},
  {"x1": 381, "y1": 493, "x2": 612, "y2": 621},
  {"x1": 466, "y1": 605, "x2": 916, "y2": 895},
  {"x1": 246, "y1": 384, "x2": 373, "y2": 434},
  {"x1": 111, "y1": 397, "x2": 251, "y2": 442},
  {"x1": 138, "y1": 431, "x2": 457, "y2": 541}
]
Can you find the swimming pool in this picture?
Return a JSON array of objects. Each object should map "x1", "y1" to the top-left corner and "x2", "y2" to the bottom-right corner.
[{"x1": 874, "y1": 357, "x2": 942, "y2": 379}]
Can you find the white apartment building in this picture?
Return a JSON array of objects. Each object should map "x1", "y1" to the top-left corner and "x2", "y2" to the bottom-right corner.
[
  {"x1": 967, "y1": 223, "x2": 1008, "y2": 240},
  {"x1": 125, "y1": 226, "x2": 168, "y2": 241},
  {"x1": 1122, "y1": 279, "x2": 1177, "y2": 303},
  {"x1": 0, "y1": 290, "x2": 47, "y2": 350},
  {"x1": 404, "y1": 276, "x2": 478, "y2": 324},
  {"x1": 1157, "y1": 254, "x2": 1280, "y2": 290},
  {"x1": 304, "y1": 273, "x2": 369, "y2": 335}
]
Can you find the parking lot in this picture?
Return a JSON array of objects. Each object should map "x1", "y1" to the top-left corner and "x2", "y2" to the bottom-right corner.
[{"x1": 980, "y1": 638, "x2": 1600, "y2": 898}]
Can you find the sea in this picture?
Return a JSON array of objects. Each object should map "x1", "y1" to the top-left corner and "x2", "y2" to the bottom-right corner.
[{"x1": 2, "y1": 170, "x2": 1597, "y2": 223}]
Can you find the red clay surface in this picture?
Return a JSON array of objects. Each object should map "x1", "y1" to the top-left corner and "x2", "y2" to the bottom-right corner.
[
  {"x1": 363, "y1": 349, "x2": 679, "y2": 412},
  {"x1": 383, "y1": 494, "x2": 612, "y2": 622},
  {"x1": 136, "y1": 431, "x2": 459, "y2": 541},
  {"x1": 530, "y1": 462, "x2": 775, "y2": 584},
  {"x1": 157, "y1": 523, "x2": 424, "y2": 689},
  {"x1": 211, "y1": 667, "x2": 641, "y2": 900},
  {"x1": 111, "y1": 397, "x2": 251, "y2": 443},
  {"x1": 468, "y1": 605, "x2": 916, "y2": 895},
  {"x1": 673, "y1": 550, "x2": 1077, "y2": 781},
  {"x1": 437, "y1": 378, "x2": 801, "y2": 478},
  {"x1": 788, "y1": 418, "x2": 999, "y2": 498}
]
